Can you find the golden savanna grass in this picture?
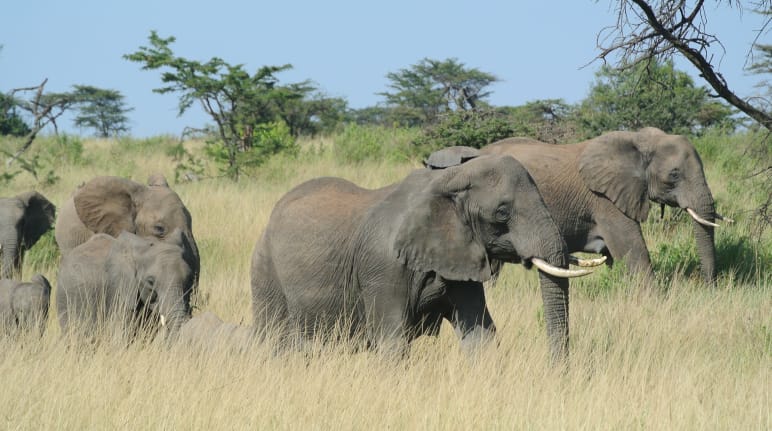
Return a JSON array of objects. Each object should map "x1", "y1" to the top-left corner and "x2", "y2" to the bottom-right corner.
[{"x1": 0, "y1": 134, "x2": 769, "y2": 429}]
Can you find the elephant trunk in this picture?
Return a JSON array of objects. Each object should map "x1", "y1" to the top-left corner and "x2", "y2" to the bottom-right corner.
[
  {"x1": 539, "y1": 271, "x2": 569, "y2": 362},
  {"x1": 0, "y1": 228, "x2": 20, "y2": 279},
  {"x1": 691, "y1": 203, "x2": 717, "y2": 285}
]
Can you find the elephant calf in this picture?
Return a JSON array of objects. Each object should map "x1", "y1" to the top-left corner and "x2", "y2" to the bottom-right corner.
[
  {"x1": 177, "y1": 311, "x2": 254, "y2": 352},
  {"x1": 0, "y1": 191, "x2": 56, "y2": 279},
  {"x1": 0, "y1": 274, "x2": 52, "y2": 336},
  {"x1": 56, "y1": 230, "x2": 194, "y2": 340}
]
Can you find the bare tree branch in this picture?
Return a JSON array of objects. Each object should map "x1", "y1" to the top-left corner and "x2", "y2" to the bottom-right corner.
[{"x1": 596, "y1": 0, "x2": 772, "y2": 129}]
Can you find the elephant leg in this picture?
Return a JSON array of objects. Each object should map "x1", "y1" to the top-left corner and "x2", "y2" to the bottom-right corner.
[
  {"x1": 445, "y1": 281, "x2": 496, "y2": 355},
  {"x1": 594, "y1": 208, "x2": 654, "y2": 279}
]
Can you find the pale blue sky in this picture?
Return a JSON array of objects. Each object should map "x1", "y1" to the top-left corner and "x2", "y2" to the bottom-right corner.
[{"x1": 1, "y1": 1, "x2": 768, "y2": 137}]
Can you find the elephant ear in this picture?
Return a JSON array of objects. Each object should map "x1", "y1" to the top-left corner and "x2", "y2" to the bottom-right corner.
[
  {"x1": 16, "y1": 191, "x2": 56, "y2": 247},
  {"x1": 74, "y1": 177, "x2": 145, "y2": 237},
  {"x1": 578, "y1": 137, "x2": 650, "y2": 222},
  {"x1": 393, "y1": 167, "x2": 491, "y2": 282},
  {"x1": 147, "y1": 173, "x2": 169, "y2": 187},
  {"x1": 424, "y1": 146, "x2": 481, "y2": 169}
]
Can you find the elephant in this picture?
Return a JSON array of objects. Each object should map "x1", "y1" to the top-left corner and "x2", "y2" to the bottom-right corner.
[
  {"x1": 55, "y1": 174, "x2": 200, "y2": 299},
  {"x1": 0, "y1": 274, "x2": 52, "y2": 336},
  {"x1": 0, "y1": 191, "x2": 56, "y2": 279},
  {"x1": 177, "y1": 311, "x2": 254, "y2": 352},
  {"x1": 56, "y1": 229, "x2": 194, "y2": 340},
  {"x1": 427, "y1": 127, "x2": 727, "y2": 283},
  {"x1": 251, "y1": 154, "x2": 596, "y2": 359}
]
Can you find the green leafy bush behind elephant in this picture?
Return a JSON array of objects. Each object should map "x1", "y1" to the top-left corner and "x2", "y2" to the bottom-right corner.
[
  {"x1": 428, "y1": 127, "x2": 724, "y2": 283},
  {"x1": 0, "y1": 192, "x2": 56, "y2": 279}
]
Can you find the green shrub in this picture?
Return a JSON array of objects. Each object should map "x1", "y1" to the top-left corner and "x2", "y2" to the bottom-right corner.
[
  {"x1": 333, "y1": 123, "x2": 419, "y2": 164},
  {"x1": 411, "y1": 108, "x2": 515, "y2": 158},
  {"x1": 23, "y1": 230, "x2": 59, "y2": 274}
]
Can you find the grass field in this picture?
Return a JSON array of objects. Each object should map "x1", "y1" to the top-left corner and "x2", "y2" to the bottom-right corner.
[{"x1": 0, "y1": 131, "x2": 769, "y2": 429}]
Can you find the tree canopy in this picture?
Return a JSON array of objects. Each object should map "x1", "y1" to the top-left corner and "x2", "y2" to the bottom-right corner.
[
  {"x1": 379, "y1": 58, "x2": 498, "y2": 126},
  {"x1": 72, "y1": 85, "x2": 133, "y2": 137}
]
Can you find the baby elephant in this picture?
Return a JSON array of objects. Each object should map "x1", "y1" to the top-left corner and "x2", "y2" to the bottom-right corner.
[
  {"x1": 0, "y1": 274, "x2": 52, "y2": 336},
  {"x1": 178, "y1": 311, "x2": 254, "y2": 352}
]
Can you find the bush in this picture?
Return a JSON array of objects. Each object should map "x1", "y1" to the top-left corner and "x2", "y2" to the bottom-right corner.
[
  {"x1": 333, "y1": 124, "x2": 419, "y2": 164},
  {"x1": 411, "y1": 109, "x2": 515, "y2": 157}
]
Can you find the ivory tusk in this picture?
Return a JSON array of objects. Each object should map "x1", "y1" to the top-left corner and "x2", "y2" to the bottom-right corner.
[
  {"x1": 568, "y1": 255, "x2": 607, "y2": 267},
  {"x1": 686, "y1": 208, "x2": 720, "y2": 228},
  {"x1": 532, "y1": 258, "x2": 593, "y2": 278},
  {"x1": 716, "y1": 213, "x2": 734, "y2": 223},
  {"x1": 160, "y1": 315, "x2": 166, "y2": 327}
]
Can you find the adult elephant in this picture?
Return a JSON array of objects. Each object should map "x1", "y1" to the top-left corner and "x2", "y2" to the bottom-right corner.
[
  {"x1": 0, "y1": 192, "x2": 56, "y2": 279},
  {"x1": 0, "y1": 274, "x2": 52, "y2": 336},
  {"x1": 252, "y1": 155, "x2": 595, "y2": 359},
  {"x1": 56, "y1": 229, "x2": 194, "y2": 339},
  {"x1": 429, "y1": 127, "x2": 726, "y2": 283},
  {"x1": 55, "y1": 174, "x2": 200, "y2": 297}
]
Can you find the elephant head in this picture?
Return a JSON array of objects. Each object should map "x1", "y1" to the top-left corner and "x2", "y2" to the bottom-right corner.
[
  {"x1": 0, "y1": 192, "x2": 56, "y2": 279},
  {"x1": 58, "y1": 175, "x2": 200, "y2": 293},
  {"x1": 578, "y1": 127, "x2": 721, "y2": 282},
  {"x1": 399, "y1": 155, "x2": 589, "y2": 359},
  {"x1": 107, "y1": 229, "x2": 194, "y2": 336}
]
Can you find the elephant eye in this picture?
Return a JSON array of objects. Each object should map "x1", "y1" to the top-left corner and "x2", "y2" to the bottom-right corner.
[
  {"x1": 152, "y1": 225, "x2": 166, "y2": 237},
  {"x1": 495, "y1": 205, "x2": 511, "y2": 222},
  {"x1": 667, "y1": 169, "x2": 680, "y2": 182}
]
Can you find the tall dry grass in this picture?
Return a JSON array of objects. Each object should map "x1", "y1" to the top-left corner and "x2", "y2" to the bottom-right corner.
[{"x1": 0, "y1": 133, "x2": 769, "y2": 429}]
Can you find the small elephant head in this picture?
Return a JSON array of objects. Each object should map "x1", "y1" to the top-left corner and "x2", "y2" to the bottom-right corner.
[
  {"x1": 578, "y1": 127, "x2": 719, "y2": 281},
  {"x1": 107, "y1": 229, "x2": 194, "y2": 336},
  {"x1": 72, "y1": 175, "x2": 200, "y2": 288},
  {"x1": 0, "y1": 192, "x2": 56, "y2": 279},
  {"x1": 395, "y1": 155, "x2": 577, "y2": 282}
]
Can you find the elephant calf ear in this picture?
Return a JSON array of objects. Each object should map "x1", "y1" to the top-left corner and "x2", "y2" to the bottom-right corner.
[
  {"x1": 578, "y1": 138, "x2": 651, "y2": 222},
  {"x1": 74, "y1": 177, "x2": 143, "y2": 237},
  {"x1": 393, "y1": 170, "x2": 491, "y2": 282},
  {"x1": 17, "y1": 191, "x2": 56, "y2": 247}
]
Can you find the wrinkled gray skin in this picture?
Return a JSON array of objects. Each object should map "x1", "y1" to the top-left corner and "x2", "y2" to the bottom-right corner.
[
  {"x1": 252, "y1": 155, "x2": 572, "y2": 359},
  {"x1": 178, "y1": 311, "x2": 254, "y2": 352},
  {"x1": 56, "y1": 230, "x2": 193, "y2": 340},
  {"x1": 431, "y1": 127, "x2": 719, "y2": 283},
  {"x1": 0, "y1": 192, "x2": 56, "y2": 279},
  {"x1": 0, "y1": 274, "x2": 52, "y2": 336},
  {"x1": 55, "y1": 174, "x2": 200, "y2": 300}
]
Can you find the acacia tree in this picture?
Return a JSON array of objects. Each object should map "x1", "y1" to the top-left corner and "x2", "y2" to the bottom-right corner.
[
  {"x1": 72, "y1": 85, "x2": 132, "y2": 137},
  {"x1": 3, "y1": 78, "x2": 81, "y2": 167},
  {"x1": 125, "y1": 31, "x2": 309, "y2": 180},
  {"x1": 595, "y1": 0, "x2": 772, "y2": 130},
  {"x1": 380, "y1": 58, "x2": 498, "y2": 126},
  {"x1": 577, "y1": 60, "x2": 735, "y2": 137}
]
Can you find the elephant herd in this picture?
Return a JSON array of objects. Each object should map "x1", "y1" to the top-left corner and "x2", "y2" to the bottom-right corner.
[{"x1": 0, "y1": 127, "x2": 728, "y2": 361}]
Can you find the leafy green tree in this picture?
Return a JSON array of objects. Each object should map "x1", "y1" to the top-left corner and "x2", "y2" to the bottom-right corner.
[
  {"x1": 380, "y1": 58, "x2": 498, "y2": 126},
  {"x1": 412, "y1": 108, "x2": 515, "y2": 156},
  {"x1": 500, "y1": 99, "x2": 580, "y2": 143},
  {"x1": 72, "y1": 85, "x2": 132, "y2": 137},
  {"x1": 125, "y1": 31, "x2": 308, "y2": 180},
  {"x1": 576, "y1": 60, "x2": 735, "y2": 138},
  {"x1": 0, "y1": 93, "x2": 30, "y2": 136}
]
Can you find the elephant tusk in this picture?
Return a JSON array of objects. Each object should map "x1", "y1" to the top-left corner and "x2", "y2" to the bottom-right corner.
[
  {"x1": 160, "y1": 315, "x2": 166, "y2": 327},
  {"x1": 568, "y1": 255, "x2": 607, "y2": 267},
  {"x1": 716, "y1": 213, "x2": 734, "y2": 223},
  {"x1": 531, "y1": 258, "x2": 594, "y2": 278},
  {"x1": 686, "y1": 208, "x2": 720, "y2": 228}
]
